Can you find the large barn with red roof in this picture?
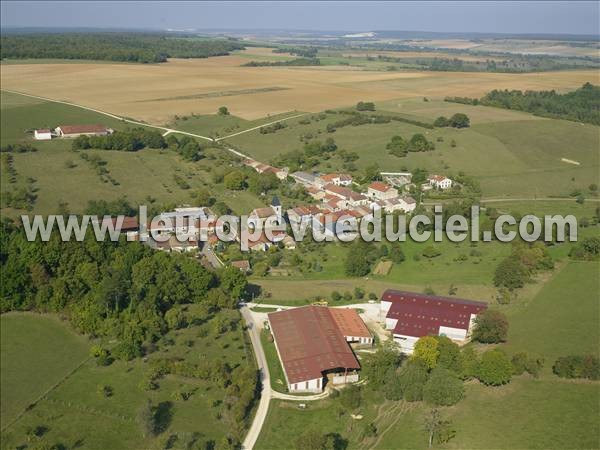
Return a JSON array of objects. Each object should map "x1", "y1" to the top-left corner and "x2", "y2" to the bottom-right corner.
[
  {"x1": 268, "y1": 306, "x2": 371, "y2": 393},
  {"x1": 381, "y1": 290, "x2": 488, "y2": 354}
]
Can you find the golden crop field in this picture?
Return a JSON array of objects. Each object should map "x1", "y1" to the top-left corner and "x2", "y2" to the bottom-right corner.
[{"x1": 1, "y1": 53, "x2": 596, "y2": 123}]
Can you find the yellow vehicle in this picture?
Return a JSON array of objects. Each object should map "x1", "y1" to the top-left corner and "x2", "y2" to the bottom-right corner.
[{"x1": 311, "y1": 300, "x2": 329, "y2": 306}]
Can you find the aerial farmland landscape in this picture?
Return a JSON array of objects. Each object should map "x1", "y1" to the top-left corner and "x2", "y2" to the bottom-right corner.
[{"x1": 0, "y1": 2, "x2": 599, "y2": 450}]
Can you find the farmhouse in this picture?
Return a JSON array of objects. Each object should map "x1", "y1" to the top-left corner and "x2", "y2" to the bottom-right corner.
[
  {"x1": 428, "y1": 175, "x2": 453, "y2": 190},
  {"x1": 34, "y1": 128, "x2": 52, "y2": 140},
  {"x1": 268, "y1": 306, "x2": 369, "y2": 393},
  {"x1": 55, "y1": 124, "x2": 112, "y2": 138},
  {"x1": 367, "y1": 181, "x2": 398, "y2": 201},
  {"x1": 381, "y1": 290, "x2": 487, "y2": 354}
]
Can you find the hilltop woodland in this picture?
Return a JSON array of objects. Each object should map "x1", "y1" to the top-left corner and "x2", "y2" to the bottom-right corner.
[
  {"x1": 0, "y1": 33, "x2": 244, "y2": 63},
  {"x1": 446, "y1": 82, "x2": 600, "y2": 125}
]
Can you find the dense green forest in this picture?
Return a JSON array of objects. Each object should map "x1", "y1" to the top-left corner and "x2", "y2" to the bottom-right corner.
[
  {"x1": 0, "y1": 33, "x2": 244, "y2": 63},
  {"x1": 0, "y1": 219, "x2": 248, "y2": 350},
  {"x1": 446, "y1": 83, "x2": 600, "y2": 125}
]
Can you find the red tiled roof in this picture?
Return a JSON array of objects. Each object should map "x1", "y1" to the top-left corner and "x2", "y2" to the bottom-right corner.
[
  {"x1": 36, "y1": 128, "x2": 52, "y2": 133},
  {"x1": 251, "y1": 207, "x2": 276, "y2": 219},
  {"x1": 231, "y1": 260, "x2": 251, "y2": 270},
  {"x1": 268, "y1": 306, "x2": 361, "y2": 384},
  {"x1": 329, "y1": 308, "x2": 371, "y2": 339},
  {"x1": 58, "y1": 124, "x2": 108, "y2": 135},
  {"x1": 369, "y1": 181, "x2": 393, "y2": 192},
  {"x1": 111, "y1": 216, "x2": 139, "y2": 231},
  {"x1": 382, "y1": 290, "x2": 487, "y2": 338}
]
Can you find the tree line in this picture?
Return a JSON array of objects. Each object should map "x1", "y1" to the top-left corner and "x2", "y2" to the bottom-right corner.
[
  {"x1": 326, "y1": 110, "x2": 434, "y2": 132},
  {"x1": 243, "y1": 57, "x2": 321, "y2": 67},
  {"x1": 445, "y1": 83, "x2": 600, "y2": 125},
  {"x1": 71, "y1": 128, "x2": 204, "y2": 161},
  {"x1": 1, "y1": 33, "x2": 244, "y2": 64}
]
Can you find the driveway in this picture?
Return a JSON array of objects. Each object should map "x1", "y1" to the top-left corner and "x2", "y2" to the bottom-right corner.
[{"x1": 240, "y1": 306, "x2": 272, "y2": 450}]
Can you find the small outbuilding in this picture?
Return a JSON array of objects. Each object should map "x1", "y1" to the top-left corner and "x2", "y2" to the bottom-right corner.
[{"x1": 34, "y1": 129, "x2": 52, "y2": 140}]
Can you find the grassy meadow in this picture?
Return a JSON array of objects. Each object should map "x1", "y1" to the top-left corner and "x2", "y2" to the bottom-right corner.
[
  {"x1": 0, "y1": 307, "x2": 256, "y2": 450},
  {"x1": 0, "y1": 91, "x2": 269, "y2": 216},
  {"x1": 0, "y1": 314, "x2": 91, "y2": 427},
  {"x1": 224, "y1": 99, "x2": 599, "y2": 198}
]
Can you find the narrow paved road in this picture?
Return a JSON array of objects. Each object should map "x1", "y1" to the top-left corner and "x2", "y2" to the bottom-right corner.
[
  {"x1": 200, "y1": 242, "x2": 224, "y2": 269},
  {"x1": 240, "y1": 306, "x2": 272, "y2": 450}
]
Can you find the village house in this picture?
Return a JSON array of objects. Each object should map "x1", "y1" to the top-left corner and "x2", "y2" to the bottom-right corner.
[
  {"x1": 380, "y1": 290, "x2": 487, "y2": 354},
  {"x1": 248, "y1": 197, "x2": 283, "y2": 229},
  {"x1": 286, "y1": 205, "x2": 323, "y2": 227},
  {"x1": 282, "y1": 234, "x2": 297, "y2": 249},
  {"x1": 367, "y1": 181, "x2": 399, "y2": 201},
  {"x1": 428, "y1": 175, "x2": 453, "y2": 190},
  {"x1": 318, "y1": 173, "x2": 353, "y2": 187},
  {"x1": 372, "y1": 196, "x2": 417, "y2": 214},
  {"x1": 149, "y1": 234, "x2": 199, "y2": 253},
  {"x1": 231, "y1": 260, "x2": 251, "y2": 273},
  {"x1": 55, "y1": 124, "x2": 112, "y2": 138},
  {"x1": 243, "y1": 230, "x2": 286, "y2": 251},
  {"x1": 34, "y1": 128, "x2": 52, "y2": 140},
  {"x1": 306, "y1": 186, "x2": 326, "y2": 201},
  {"x1": 291, "y1": 171, "x2": 319, "y2": 187},
  {"x1": 268, "y1": 306, "x2": 369, "y2": 393},
  {"x1": 323, "y1": 183, "x2": 369, "y2": 207}
]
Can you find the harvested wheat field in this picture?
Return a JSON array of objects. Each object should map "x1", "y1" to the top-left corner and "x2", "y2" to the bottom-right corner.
[{"x1": 1, "y1": 56, "x2": 596, "y2": 123}]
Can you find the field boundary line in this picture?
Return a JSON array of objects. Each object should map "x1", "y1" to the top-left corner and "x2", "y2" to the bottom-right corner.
[
  {"x1": 215, "y1": 112, "x2": 308, "y2": 141},
  {"x1": 1, "y1": 355, "x2": 92, "y2": 433},
  {"x1": 1, "y1": 89, "x2": 214, "y2": 142}
]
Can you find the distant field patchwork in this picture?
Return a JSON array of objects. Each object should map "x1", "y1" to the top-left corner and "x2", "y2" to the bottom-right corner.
[{"x1": 1, "y1": 56, "x2": 596, "y2": 122}]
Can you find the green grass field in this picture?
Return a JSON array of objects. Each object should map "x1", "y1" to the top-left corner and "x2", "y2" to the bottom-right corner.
[
  {"x1": 225, "y1": 99, "x2": 599, "y2": 198},
  {"x1": 260, "y1": 331, "x2": 288, "y2": 394},
  {"x1": 0, "y1": 308, "x2": 256, "y2": 450},
  {"x1": 0, "y1": 314, "x2": 90, "y2": 427},
  {"x1": 0, "y1": 91, "x2": 269, "y2": 216},
  {"x1": 504, "y1": 260, "x2": 600, "y2": 361}
]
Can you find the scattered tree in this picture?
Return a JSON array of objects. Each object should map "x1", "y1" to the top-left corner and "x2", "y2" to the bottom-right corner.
[{"x1": 472, "y1": 310, "x2": 508, "y2": 343}]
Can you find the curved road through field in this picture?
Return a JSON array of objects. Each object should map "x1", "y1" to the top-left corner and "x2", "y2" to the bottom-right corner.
[
  {"x1": 240, "y1": 306, "x2": 271, "y2": 450},
  {"x1": 2, "y1": 89, "x2": 307, "y2": 161}
]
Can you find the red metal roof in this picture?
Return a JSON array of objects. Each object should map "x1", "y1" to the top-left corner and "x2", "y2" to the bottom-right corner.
[
  {"x1": 329, "y1": 308, "x2": 372, "y2": 339},
  {"x1": 58, "y1": 124, "x2": 108, "y2": 135},
  {"x1": 268, "y1": 306, "x2": 361, "y2": 384},
  {"x1": 382, "y1": 290, "x2": 487, "y2": 338}
]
